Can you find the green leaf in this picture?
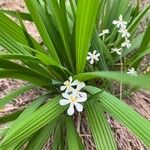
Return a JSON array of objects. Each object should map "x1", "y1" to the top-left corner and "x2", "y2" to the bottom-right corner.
[
  {"x1": 128, "y1": 22, "x2": 150, "y2": 67},
  {"x1": 0, "y1": 84, "x2": 36, "y2": 108},
  {"x1": 0, "y1": 110, "x2": 23, "y2": 124},
  {"x1": 85, "y1": 101, "x2": 117, "y2": 150},
  {"x1": 0, "y1": 12, "x2": 43, "y2": 53},
  {"x1": 128, "y1": 4, "x2": 150, "y2": 33},
  {"x1": 0, "y1": 10, "x2": 32, "y2": 21},
  {"x1": 25, "y1": 122, "x2": 55, "y2": 150},
  {"x1": 5, "y1": 93, "x2": 51, "y2": 139},
  {"x1": 52, "y1": 117, "x2": 66, "y2": 150},
  {"x1": 0, "y1": 69, "x2": 50, "y2": 86},
  {"x1": 0, "y1": 59, "x2": 51, "y2": 81},
  {"x1": 76, "y1": 0, "x2": 101, "y2": 73},
  {"x1": 0, "y1": 96, "x2": 66, "y2": 149},
  {"x1": 75, "y1": 71, "x2": 150, "y2": 89},
  {"x1": 85, "y1": 86, "x2": 150, "y2": 148},
  {"x1": 25, "y1": 0, "x2": 60, "y2": 63},
  {"x1": 128, "y1": 48, "x2": 150, "y2": 67},
  {"x1": 66, "y1": 117, "x2": 84, "y2": 150},
  {"x1": 47, "y1": 0, "x2": 74, "y2": 72}
]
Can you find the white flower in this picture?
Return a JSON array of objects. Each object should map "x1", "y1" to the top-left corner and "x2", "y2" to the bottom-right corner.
[
  {"x1": 118, "y1": 28, "x2": 130, "y2": 38},
  {"x1": 98, "y1": 29, "x2": 109, "y2": 37},
  {"x1": 127, "y1": 68, "x2": 137, "y2": 76},
  {"x1": 86, "y1": 50, "x2": 100, "y2": 65},
  {"x1": 60, "y1": 76, "x2": 78, "y2": 93},
  {"x1": 111, "y1": 48, "x2": 123, "y2": 55},
  {"x1": 112, "y1": 15, "x2": 127, "y2": 29},
  {"x1": 121, "y1": 39, "x2": 131, "y2": 49},
  {"x1": 59, "y1": 92, "x2": 87, "y2": 115},
  {"x1": 73, "y1": 81, "x2": 87, "y2": 98}
]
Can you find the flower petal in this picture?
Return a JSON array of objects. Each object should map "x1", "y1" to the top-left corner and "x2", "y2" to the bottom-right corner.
[
  {"x1": 75, "y1": 102, "x2": 83, "y2": 112},
  {"x1": 77, "y1": 94, "x2": 87, "y2": 102},
  {"x1": 67, "y1": 103, "x2": 74, "y2": 115},
  {"x1": 86, "y1": 56, "x2": 91, "y2": 60},
  {"x1": 72, "y1": 80, "x2": 78, "y2": 86},
  {"x1": 112, "y1": 20, "x2": 117, "y2": 25},
  {"x1": 93, "y1": 50, "x2": 97, "y2": 55},
  {"x1": 69, "y1": 76, "x2": 72, "y2": 82},
  {"x1": 59, "y1": 99, "x2": 70, "y2": 106},
  {"x1": 90, "y1": 59, "x2": 94, "y2": 65},
  {"x1": 77, "y1": 82, "x2": 85, "y2": 90},
  {"x1": 60, "y1": 86, "x2": 66, "y2": 91},
  {"x1": 62, "y1": 92, "x2": 69, "y2": 99}
]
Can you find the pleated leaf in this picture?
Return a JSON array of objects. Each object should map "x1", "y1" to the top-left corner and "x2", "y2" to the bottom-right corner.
[
  {"x1": 0, "y1": 96, "x2": 66, "y2": 149},
  {"x1": 85, "y1": 101, "x2": 117, "y2": 150},
  {"x1": 85, "y1": 86, "x2": 150, "y2": 148},
  {"x1": 75, "y1": 0, "x2": 101, "y2": 73},
  {"x1": 75, "y1": 71, "x2": 150, "y2": 89},
  {"x1": 0, "y1": 84, "x2": 36, "y2": 108},
  {"x1": 66, "y1": 117, "x2": 85, "y2": 150}
]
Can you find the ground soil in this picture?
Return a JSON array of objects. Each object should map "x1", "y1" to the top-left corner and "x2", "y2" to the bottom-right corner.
[{"x1": 0, "y1": 0, "x2": 150, "y2": 150}]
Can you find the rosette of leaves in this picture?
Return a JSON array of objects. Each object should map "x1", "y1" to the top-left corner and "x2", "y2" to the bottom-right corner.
[{"x1": 0, "y1": 0, "x2": 150, "y2": 149}]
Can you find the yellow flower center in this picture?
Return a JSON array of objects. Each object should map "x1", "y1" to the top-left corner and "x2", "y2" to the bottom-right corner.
[
  {"x1": 64, "y1": 81, "x2": 70, "y2": 87},
  {"x1": 70, "y1": 96, "x2": 77, "y2": 103}
]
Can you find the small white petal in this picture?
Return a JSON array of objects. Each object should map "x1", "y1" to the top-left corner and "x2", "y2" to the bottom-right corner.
[
  {"x1": 69, "y1": 76, "x2": 72, "y2": 82},
  {"x1": 60, "y1": 86, "x2": 66, "y2": 91},
  {"x1": 77, "y1": 82, "x2": 85, "y2": 90},
  {"x1": 77, "y1": 95, "x2": 87, "y2": 102},
  {"x1": 93, "y1": 50, "x2": 97, "y2": 55},
  {"x1": 88, "y1": 52, "x2": 92, "y2": 56},
  {"x1": 112, "y1": 20, "x2": 117, "y2": 25},
  {"x1": 94, "y1": 57, "x2": 99, "y2": 61},
  {"x1": 72, "y1": 80, "x2": 78, "y2": 86},
  {"x1": 75, "y1": 102, "x2": 83, "y2": 112},
  {"x1": 62, "y1": 92, "x2": 69, "y2": 99},
  {"x1": 95, "y1": 53, "x2": 100, "y2": 57},
  {"x1": 86, "y1": 56, "x2": 91, "y2": 60},
  {"x1": 98, "y1": 33, "x2": 104, "y2": 37},
  {"x1": 67, "y1": 103, "x2": 74, "y2": 115},
  {"x1": 59, "y1": 99, "x2": 70, "y2": 106},
  {"x1": 119, "y1": 15, "x2": 123, "y2": 21},
  {"x1": 90, "y1": 59, "x2": 94, "y2": 65}
]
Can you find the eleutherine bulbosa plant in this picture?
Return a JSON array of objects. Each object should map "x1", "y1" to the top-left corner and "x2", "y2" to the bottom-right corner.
[{"x1": 0, "y1": 0, "x2": 150, "y2": 149}]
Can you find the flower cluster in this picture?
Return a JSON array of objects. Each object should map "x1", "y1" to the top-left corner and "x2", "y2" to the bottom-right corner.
[
  {"x1": 85, "y1": 15, "x2": 137, "y2": 77},
  {"x1": 59, "y1": 76, "x2": 87, "y2": 116},
  {"x1": 112, "y1": 15, "x2": 136, "y2": 75},
  {"x1": 111, "y1": 15, "x2": 131, "y2": 55}
]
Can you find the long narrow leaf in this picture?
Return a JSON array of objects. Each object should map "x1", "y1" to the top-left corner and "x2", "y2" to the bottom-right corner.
[
  {"x1": 85, "y1": 101, "x2": 117, "y2": 150},
  {"x1": 76, "y1": 0, "x2": 101, "y2": 73},
  {"x1": 75, "y1": 71, "x2": 150, "y2": 89},
  {"x1": 0, "y1": 96, "x2": 66, "y2": 149},
  {"x1": 85, "y1": 86, "x2": 150, "y2": 148}
]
